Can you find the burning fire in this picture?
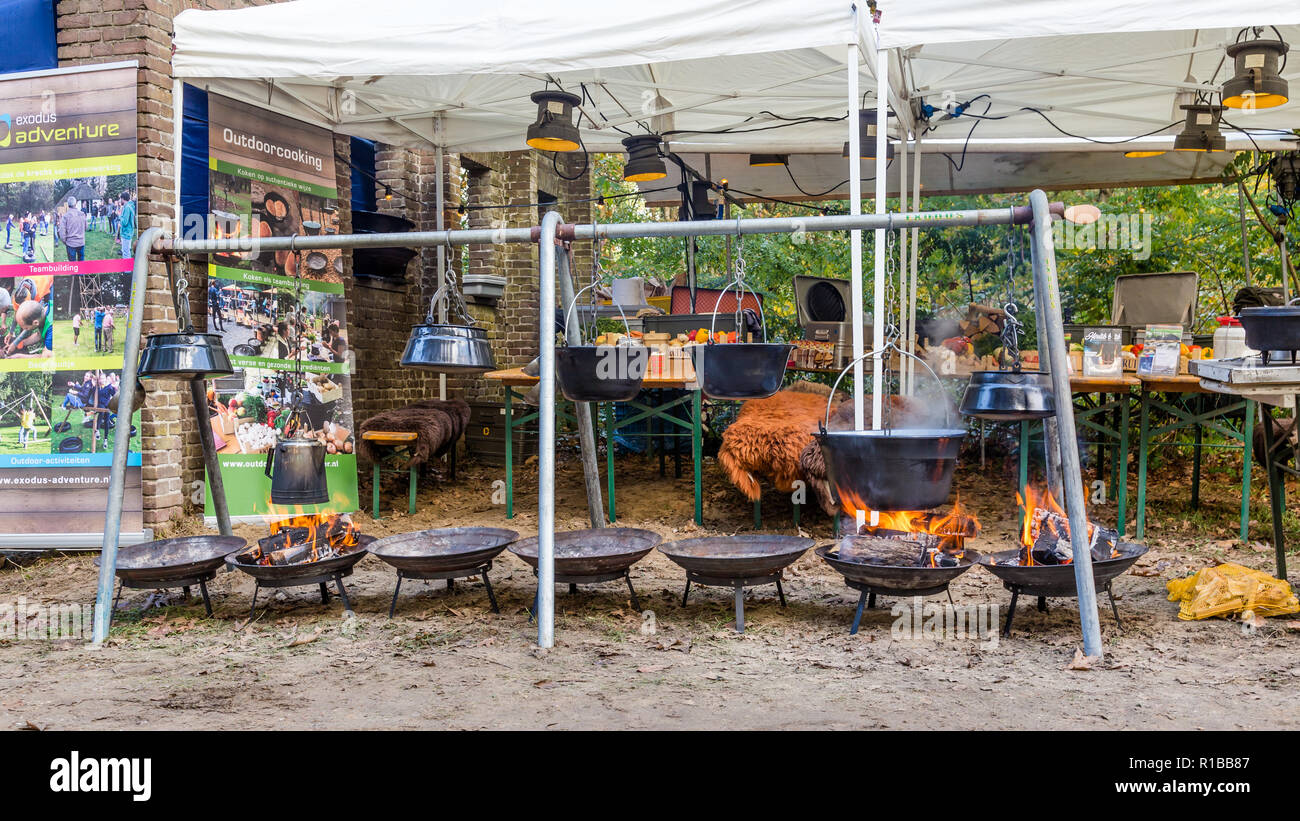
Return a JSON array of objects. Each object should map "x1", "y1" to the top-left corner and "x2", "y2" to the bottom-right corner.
[
  {"x1": 255, "y1": 513, "x2": 359, "y2": 566},
  {"x1": 841, "y1": 495, "x2": 980, "y2": 567},
  {"x1": 1013, "y1": 485, "x2": 1119, "y2": 566}
]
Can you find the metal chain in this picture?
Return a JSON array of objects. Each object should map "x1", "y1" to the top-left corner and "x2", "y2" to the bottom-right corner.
[
  {"x1": 1001, "y1": 225, "x2": 1026, "y2": 371},
  {"x1": 427, "y1": 262, "x2": 476, "y2": 326},
  {"x1": 170, "y1": 257, "x2": 193, "y2": 334},
  {"x1": 881, "y1": 228, "x2": 900, "y2": 428}
]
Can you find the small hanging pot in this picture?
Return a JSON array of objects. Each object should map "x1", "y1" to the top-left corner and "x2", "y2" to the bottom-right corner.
[
  {"x1": 400, "y1": 268, "x2": 497, "y2": 373},
  {"x1": 401, "y1": 323, "x2": 497, "y2": 373},
  {"x1": 958, "y1": 300, "x2": 1055, "y2": 421},
  {"x1": 693, "y1": 277, "x2": 791, "y2": 400},
  {"x1": 960, "y1": 369, "x2": 1056, "y2": 421},
  {"x1": 555, "y1": 281, "x2": 648, "y2": 401},
  {"x1": 813, "y1": 347, "x2": 966, "y2": 512},
  {"x1": 138, "y1": 333, "x2": 234, "y2": 380}
]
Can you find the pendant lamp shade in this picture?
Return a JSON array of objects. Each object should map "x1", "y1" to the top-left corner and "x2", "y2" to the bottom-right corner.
[
  {"x1": 1222, "y1": 38, "x2": 1290, "y2": 110},
  {"x1": 526, "y1": 90, "x2": 583, "y2": 152}
]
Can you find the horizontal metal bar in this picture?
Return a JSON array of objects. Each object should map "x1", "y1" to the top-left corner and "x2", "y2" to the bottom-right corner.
[
  {"x1": 156, "y1": 202, "x2": 1066, "y2": 255},
  {"x1": 561, "y1": 204, "x2": 1062, "y2": 241},
  {"x1": 159, "y1": 227, "x2": 537, "y2": 254}
]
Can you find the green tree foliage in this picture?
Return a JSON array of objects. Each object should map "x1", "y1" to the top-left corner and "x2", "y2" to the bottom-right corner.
[{"x1": 590, "y1": 151, "x2": 1299, "y2": 344}]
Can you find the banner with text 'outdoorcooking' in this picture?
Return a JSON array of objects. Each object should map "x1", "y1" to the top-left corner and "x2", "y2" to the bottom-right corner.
[
  {"x1": 204, "y1": 94, "x2": 358, "y2": 518},
  {"x1": 0, "y1": 63, "x2": 142, "y2": 545}
]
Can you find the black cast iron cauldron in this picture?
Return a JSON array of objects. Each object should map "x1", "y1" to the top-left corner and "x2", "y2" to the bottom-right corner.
[
  {"x1": 959, "y1": 369, "x2": 1056, "y2": 421},
  {"x1": 401, "y1": 323, "x2": 497, "y2": 373},
  {"x1": 555, "y1": 345, "x2": 649, "y2": 402},
  {"x1": 692, "y1": 342, "x2": 794, "y2": 400},
  {"x1": 1239, "y1": 305, "x2": 1300, "y2": 362},
  {"x1": 137, "y1": 333, "x2": 234, "y2": 380},
  {"x1": 265, "y1": 435, "x2": 329, "y2": 506},
  {"x1": 813, "y1": 347, "x2": 966, "y2": 512}
]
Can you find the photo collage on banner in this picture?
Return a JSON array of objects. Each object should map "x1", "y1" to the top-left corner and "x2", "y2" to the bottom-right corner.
[
  {"x1": 0, "y1": 63, "x2": 142, "y2": 541},
  {"x1": 204, "y1": 94, "x2": 358, "y2": 517}
]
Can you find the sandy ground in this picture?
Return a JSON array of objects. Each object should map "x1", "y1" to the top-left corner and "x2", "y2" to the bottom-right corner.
[{"x1": 1, "y1": 442, "x2": 1297, "y2": 731}]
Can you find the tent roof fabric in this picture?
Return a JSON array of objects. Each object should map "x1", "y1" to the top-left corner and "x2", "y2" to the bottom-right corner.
[{"x1": 173, "y1": 1, "x2": 1300, "y2": 181}]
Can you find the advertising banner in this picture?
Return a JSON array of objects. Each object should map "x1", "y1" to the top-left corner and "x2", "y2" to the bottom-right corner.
[
  {"x1": 0, "y1": 63, "x2": 142, "y2": 544},
  {"x1": 204, "y1": 94, "x2": 358, "y2": 517}
]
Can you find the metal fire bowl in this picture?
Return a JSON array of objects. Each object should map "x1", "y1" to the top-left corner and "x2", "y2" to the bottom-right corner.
[
  {"x1": 978, "y1": 541, "x2": 1149, "y2": 596},
  {"x1": 368, "y1": 527, "x2": 519, "y2": 574},
  {"x1": 95, "y1": 536, "x2": 247, "y2": 586},
  {"x1": 509, "y1": 528, "x2": 660, "y2": 577},
  {"x1": 658, "y1": 535, "x2": 814, "y2": 581},
  {"x1": 226, "y1": 534, "x2": 375, "y2": 586},
  {"x1": 815, "y1": 544, "x2": 981, "y2": 595}
]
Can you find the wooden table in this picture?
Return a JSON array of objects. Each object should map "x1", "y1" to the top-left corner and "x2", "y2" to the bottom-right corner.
[{"x1": 485, "y1": 368, "x2": 704, "y2": 524}]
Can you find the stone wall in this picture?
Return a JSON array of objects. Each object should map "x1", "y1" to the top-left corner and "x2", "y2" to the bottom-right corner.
[{"x1": 53, "y1": 0, "x2": 590, "y2": 526}]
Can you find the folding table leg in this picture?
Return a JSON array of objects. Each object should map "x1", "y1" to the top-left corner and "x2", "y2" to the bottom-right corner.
[
  {"x1": 372, "y1": 458, "x2": 381, "y2": 520},
  {"x1": 1136, "y1": 390, "x2": 1151, "y2": 540},
  {"x1": 1241, "y1": 400, "x2": 1254, "y2": 544},
  {"x1": 408, "y1": 460, "x2": 418, "y2": 516}
]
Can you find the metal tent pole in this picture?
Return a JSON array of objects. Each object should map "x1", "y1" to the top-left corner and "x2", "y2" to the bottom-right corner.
[
  {"x1": 93, "y1": 225, "x2": 165, "y2": 643},
  {"x1": 871, "y1": 44, "x2": 888, "y2": 431},
  {"x1": 1029, "y1": 190, "x2": 1103, "y2": 658},
  {"x1": 847, "y1": 38, "x2": 865, "y2": 433},
  {"x1": 897, "y1": 134, "x2": 909, "y2": 394},
  {"x1": 537, "y1": 210, "x2": 561, "y2": 648},
  {"x1": 435, "y1": 137, "x2": 448, "y2": 402},
  {"x1": 558, "y1": 248, "x2": 605, "y2": 529},
  {"x1": 1028, "y1": 226, "x2": 1065, "y2": 502},
  {"x1": 907, "y1": 134, "x2": 922, "y2": 395}
]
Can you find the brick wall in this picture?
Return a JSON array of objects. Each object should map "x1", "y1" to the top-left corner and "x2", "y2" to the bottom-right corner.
[{"x1": 54, "y1": 0, "x2": 592, "y2": 524}]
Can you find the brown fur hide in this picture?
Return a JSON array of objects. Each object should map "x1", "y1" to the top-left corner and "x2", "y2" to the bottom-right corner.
[
  {"x1": 718, "y1": 384, "x2": 841, "y2": 502},
  {"x1": 357, "y1": 398, "x2": 470, "y2": 469}
]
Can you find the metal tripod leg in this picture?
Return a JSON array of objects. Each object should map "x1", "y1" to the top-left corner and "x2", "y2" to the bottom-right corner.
[
  {"x1": 682, "y1": 579, "x2": 691, "y2": 607},
  {"x1": 625, "y1": 572, "x2": 641, "y2": 612},
  {"x1": 481, "y1": 569, "x2": 500, "y2": 614},
  {"x1": 733, "y1": 584, "x2": 745, "y2": 633},
  {"x1": 334, "y1": 576, "x2": 353, "y2": 614},
  {"x1": 776, "y1": 577, "x2": 787, "y2": 608},
  {"x1": 248, "y1": 584, "x2": 259, "y2": 623},
  {"x1": 1002, "y1": 587, "x2": 1020, "y2": 637},
  {"x1": 850, "y1": 590, "x2": 868, "y2": 636},
  {"x1": 198, "y1": 580, "x2": 212, "y2": 617},
  {"x1": 388, "y1": 574, "x2": 404, "y2": 619}
]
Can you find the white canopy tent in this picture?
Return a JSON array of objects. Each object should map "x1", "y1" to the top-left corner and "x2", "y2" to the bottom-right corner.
[{"x1": 168, "y1": 0, "x2": 1300, "y2": 651}]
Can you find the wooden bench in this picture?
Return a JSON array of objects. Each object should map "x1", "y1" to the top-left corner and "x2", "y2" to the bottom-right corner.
[{"x1": 361, "y1": 431, "x2": 423, "y2": 519}]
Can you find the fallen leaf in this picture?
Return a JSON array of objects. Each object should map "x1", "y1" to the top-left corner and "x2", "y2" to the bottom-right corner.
[
  {"x1": 637, "y1": 664, "x2": 668, "y2": 674},
  {"x1": 532, "y1": 679, "x2": 558, "y2": 689},
  {"x1": 1066, "y1": 649, "x2": 1100, "y2": 671},
  {"x1": 286, "y1": 627, "x2": 324, "y2": 648},
  {"x1": 19, "y1": 720, "x2": 42, "y2": 731}
]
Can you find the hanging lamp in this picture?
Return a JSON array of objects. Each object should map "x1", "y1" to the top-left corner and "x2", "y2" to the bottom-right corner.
[
  {"x1": 138, "y1": 258, "x2": 233, "y2": 380},
  {"x1": 842, "y1": 109, "x2": 895, "y2": 160},
  {"x1": 622, "y1": 135, "x2": 667, "y2": 181},
  {"x1": 1222, "y1": 31, "x2": 1290, "y2": 110},
  {"x1": 525, "y1": 90, "x2": 583, "y2": 152},
  {"x1": 1172, "y1": 103, "x2": 1227, "y2": 152}
]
